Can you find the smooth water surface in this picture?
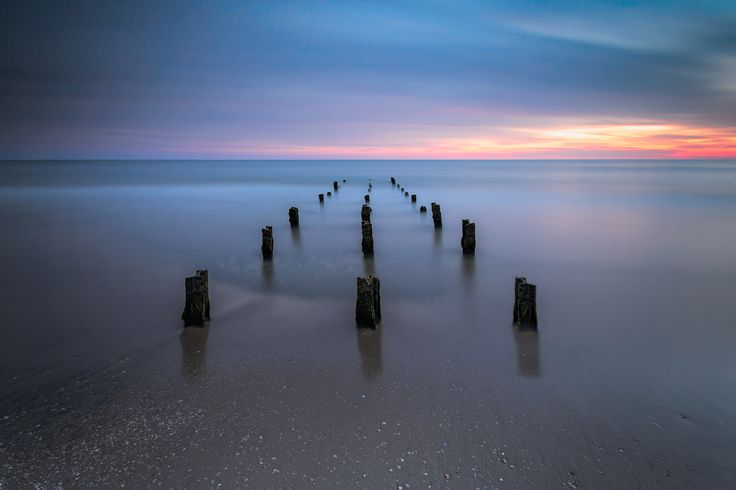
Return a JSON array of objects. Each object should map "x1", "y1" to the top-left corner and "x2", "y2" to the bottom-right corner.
[{"x1": 1, "y1": 160, "x2": 735, "y2": 488}]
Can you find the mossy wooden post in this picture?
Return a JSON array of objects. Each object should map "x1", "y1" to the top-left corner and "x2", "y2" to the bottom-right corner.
[
  {"x1": 288, "y1": 207, "x2": 299, "y2": 227},
  {"x1": 261, "y1": 226, "x2": 273, "y2": 260},
  {"x1": 355, "y1": 276, "x2": 381, "y2": 328},
  {"x1": 513, "y1": 277, "x2": 538, "y2": 329},
  {"x1": 361, "y1": 221, "x2": 374, "y2": 256},
  {"x1": 182, "y1": 274, "x2": 207, "y2": 327},
  {"x1": 431, "y1": 202, "x2": 442, "y2": 228},
  {"x1": 318, "y1": 193, "x2": 324, "y2": 203},
  {"x1": 361, "y1": 204, "x2": 372, "y2": 222},
  {"x1": 461, "y1": 219, "x2": 476, "y2": 254}
]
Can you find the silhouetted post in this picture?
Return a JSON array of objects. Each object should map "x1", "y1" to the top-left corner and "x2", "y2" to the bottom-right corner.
[
  {"x1": 361, "y1": 221, "x2": 374, "y2": 256},
  {"x1": 419, "y1": 205, "x2": 427, "y2": 213},
  {"x1": 182, "y1": 274, "x2": 208, "y2": 327},
  {"x1": 356, "y1": 276, "x2": 381, "y2": 328},
  {"x1": 319, "y1": 193, "x2": 324, "y2": 203},
  {"x1": 411, "y1": 194, "x2": 416, "y2": 202},
  {"x1": 513, "y1": 277, "x2": 538, "y2": 328},
  {"x1": 196, "y1": 269, "x2": 210, "y2": 320},
  {"x1": 364, "y1": 194, "x2": 370, "y2": 203},
  {"x1": 461, "y1": 219, "x2": 476, "y2": 254},
  {"x1": 261, "y1": 226, "x2": 273, "y2": 260},
  {"x1": 333, "y1": 181, "x2": 339, "y2": 191},
  {"x1": 327, "y1": 191, "x2": 332, "y2": 197},
  {"x1": 390, "y1": 177, "x2": 396, "y2": 185},
  {"x1": 361, "y1": 204, "x2": 372, "y2": 222},
  {"x1": 431, "y1": 202, "x2": 442, "y2": 228},
  {"x1": 289, "y1": 207, "x2": 299, "y2": 227},
  {"x1": 400, "y1": 187, "x2": 404, "y2": 192}
]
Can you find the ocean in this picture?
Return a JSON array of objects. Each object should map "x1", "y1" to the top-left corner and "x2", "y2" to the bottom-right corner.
[{"x1": 1, "y1": 160, "x2": 735, "y2": 488}]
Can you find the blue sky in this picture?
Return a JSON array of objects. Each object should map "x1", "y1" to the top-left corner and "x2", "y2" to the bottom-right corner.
[{"x1": 1, "y1": 0, "x2": 735, "y2": 158}]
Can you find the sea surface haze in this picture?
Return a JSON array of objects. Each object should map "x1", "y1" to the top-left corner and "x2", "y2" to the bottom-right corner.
[{"x1": 1, "y1": 160, "x2": 735, "y2": 488}]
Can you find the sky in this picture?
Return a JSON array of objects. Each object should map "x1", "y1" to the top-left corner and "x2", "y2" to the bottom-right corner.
[{"x1": 1, "y1": 0, "x2": 736, "y2": 159}]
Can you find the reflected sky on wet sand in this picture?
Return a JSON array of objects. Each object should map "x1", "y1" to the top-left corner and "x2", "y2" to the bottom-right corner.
[{"x1": 1, "y1": 160, "x2": 735, "y2": 488}]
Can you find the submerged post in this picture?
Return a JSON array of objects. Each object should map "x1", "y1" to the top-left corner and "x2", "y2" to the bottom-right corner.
[
  {"x1": 361, "y1": 204, "x2": 372, "y2": 222},
  {"x1": 289, "y1": 207, "x2": 299, "y2": 227},
  {"x1": 319, "y1": 193, "x2": 325, "y2": 203},
  {"x1": 461, "y1": 219, "x2": 476, "y2": 254},
  {"x1": 182, "y1": 273, "x2": 209, "y2": 327},
  {"x1": 361, "y1": 220, "x2": 374, "y2": 256},
  {"x1": 261, "y1": 226, "x2": 273, "y2": 260},
  {"x1": 355, "y1": 276, "x2": 381, "y2": 328},
  {"x1": 431, "y1": 202, "x2": 442, "y2": 228},
  {"x1": 411, "y1": 194, "x2": 416, "y2": 203},
  {"x1": 513, "y1": 277, "x2": 538, "y2": 328}
]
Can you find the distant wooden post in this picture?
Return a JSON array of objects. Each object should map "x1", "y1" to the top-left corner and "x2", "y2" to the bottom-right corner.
[
  {"x1": 361, "y1": 221, "x2": 374, "y2": 256},
  {"x1": 361, "y1": 204, "x2": 372, "y2": 222},
  {"x1": 261, "y1": 226, "x2": 273, "y2": 260},
  {"x1": 318, "y1": 193, "x2": 324, "y2": 203},
  {"x1": 288, "y1": 207, "x2": 299, "y2": 227},
  {"x1": 461, "y1": 219, "x2": 476, "y2": 254},
  {"x1": 513, "y1": 277, "x2": 538, "y2": 328},
  {"x1": 411, "y1": 194, "x2": 416, "y2": 202},
  {"x1": 431, "y1": 202, "x2": 442, "y2": 228}
]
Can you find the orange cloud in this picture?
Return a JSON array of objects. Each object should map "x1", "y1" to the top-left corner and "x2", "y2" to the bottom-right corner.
[{"x1": 164, "y1": 118, "x2": 736, "y2": 159}]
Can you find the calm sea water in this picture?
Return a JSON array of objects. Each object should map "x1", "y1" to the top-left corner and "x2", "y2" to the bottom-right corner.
[{"x1": 1, "y1": 160, "x2": 735, "y2": 488}]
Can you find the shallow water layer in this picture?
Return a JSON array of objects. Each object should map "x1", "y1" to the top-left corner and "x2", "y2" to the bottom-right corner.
[{"x1": 1, "y1": 160, "x2": 735, "y2": 488}]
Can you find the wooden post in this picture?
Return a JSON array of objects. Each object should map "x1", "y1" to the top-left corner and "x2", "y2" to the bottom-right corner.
[{"x1": 356, "y1": 276, "x2": 381, "y2": 328}]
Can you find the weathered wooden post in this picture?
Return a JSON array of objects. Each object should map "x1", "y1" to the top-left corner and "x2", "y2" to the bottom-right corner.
[
  {"x1": 333, "y1": 181, "x2": 339, "y2": 191},
  {"x1": 261, "y1": 226, "x2": 273, "y2": 260},
  {"x1": 361, "y1": 221, "x2": 374, "y2": 256},
  {"x1": 289, "y1": 207, "x2": 299, "y2": 227},
  {"x1": 419, "y1": 205, "x2": 427, "y2": 213},
  {"x1": 431, "y1": 202, "x2": 442, "y2": 228},
  {"x1": 364, "y1": 194, "x2": 370, "y2": 203},
  {"x1": 182, "y1": 273, "x2": 209, "y2": 327},
  {"x1": 318, "y1": 193, "x2": 324, "y2": 203},
  {"x1": 461, "y1": 219, "x2": 476, "y2": 254},
  {"x1": 355, "y1": 276, "x2": 381, "y2": 328},
  {"x1": 513, "y1": 277, "x2": 538, "y2": 328},
  {"x1": 196, "y1": 269, "x2": 210, "y2": 320},
  {"x1": 361, "y1": 204, "x2": 372, "y2": 222},
  {"x1": 411, "y1": 194, "x2": 416, "y2": 202}
]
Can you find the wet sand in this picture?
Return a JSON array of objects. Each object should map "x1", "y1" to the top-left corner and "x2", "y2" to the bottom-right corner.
[{"x1": 1, "y1": 160, "x2": 735, "y2": 488}]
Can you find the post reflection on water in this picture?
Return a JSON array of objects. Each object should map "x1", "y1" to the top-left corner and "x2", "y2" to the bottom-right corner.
[
  {"x1": 514, "y1": 327, "x2": 541, "y2": 377},
  {"x1": 290, "y1": 226, "x2": 301, "y2": 248},
  {"x1": 356, "y1": 327, "x2": 383, "y2": 379},
  {"x1": 461, "y1": 254, "x2": 475, "y2": 289},
  {"x1": 179, "y1": 327, "x2": 209, "y2": 379},
  {"x1": 261, "y1": 260, "x2": 274, "y2": 290}
]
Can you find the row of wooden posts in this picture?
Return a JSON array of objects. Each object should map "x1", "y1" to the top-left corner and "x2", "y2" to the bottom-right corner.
[{"x1": 181, "y1": 176, "x2": 537, "y2": 330}]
